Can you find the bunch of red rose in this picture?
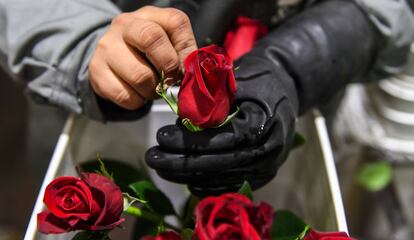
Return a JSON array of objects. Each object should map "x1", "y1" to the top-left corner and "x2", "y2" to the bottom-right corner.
[
  {"x1": 37, "y1": 46, "x2": 355, "y2": 239},
  {"x1": 37, "y1": 171, "x2": 354, "y2": 240}
]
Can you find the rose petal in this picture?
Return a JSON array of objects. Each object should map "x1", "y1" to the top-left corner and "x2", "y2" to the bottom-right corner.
[
  {"x1": 55, "y1": 186, "x2": 89, "y2": 213},
  {"x1": 87, "y1": 217, "x2": 125, "y2": 231},
  {"x1": 178, "y1": 64, "x2": 216, "y2": 126},
  {"x1": 37, "y1": 211, "x2": 71, "y2": 234},
  {"x1": 305, "y1": 230, "x2": 354, "y2": 240},
  {"x1": 141, "y1": 231, "x2": 182, "y2": 240},
  {"x1": 224, "y1": 16, "x2": 268, "y2": 61},
  {"x1": 81, "y1": 173, "x2": 124, "y2": 229},
  {"x1": 248, "y1": 202, "x2": 274, "y2": 240},
  {"x1": 194, "y1": 193, "x2": 272, "y2": 240},
  {"x1": 44, "y1": 176, "x2": 92, "y2": 221},
  {"x1": 178, "y1": 45, "x2": 236, "y2": 128},
  {"x1": 200, "y1": 64, "x2": 233, "y2": 127}
]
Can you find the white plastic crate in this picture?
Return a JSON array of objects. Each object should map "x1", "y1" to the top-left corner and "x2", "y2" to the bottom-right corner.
[{"x1": 25, "y1": 102, "x2": 347, "y2": 240}]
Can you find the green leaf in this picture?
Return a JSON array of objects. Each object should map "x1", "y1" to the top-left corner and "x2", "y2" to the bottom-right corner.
[
  {"x1": 292, "y1": 133, "x2": 306, "y2": 149},
  {"x1": 129, "y1": 181, "x2": 176, "y2": 216},
  {"x1": 132, "y1": 217, "x2": 159, "y2": 240},
  {"x1": 123, "y1": 192, "x2": 147, "y2": 210},
  {"x1": 271, "y1": 210, "x2": 310, "y2": 240},
  {"x1": 237, "y1": 181, "x2": 253, "y2": 200},
  {"x1": 357, "y1": 161, "x2": 393, "y2": 192},
  {"x1": 215, "y1": 107, "x2": 240, "y2": 128},
  {"x1": 96, "y1": 155, "x2": 114, "y2": 181},
  {"x1": 182, "y1": 118, "x2": 204, "y2": 132},
  {"x1": 80, "y1": 159, "x2": 148, "y2": 195},
  {"x1": 181, "y1": 228, "x2": 194, "y2": 240},
  {"x1": 71, "y1": 231, "x2": 110, "y2": 240},
  {"x1": 181, "y1": 195, "x2": 200, "y2": 229}
]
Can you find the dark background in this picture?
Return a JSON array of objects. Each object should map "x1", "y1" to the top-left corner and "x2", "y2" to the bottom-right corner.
[{"x1": 0, "y1": 69, "x2": 67, "y2": 239}]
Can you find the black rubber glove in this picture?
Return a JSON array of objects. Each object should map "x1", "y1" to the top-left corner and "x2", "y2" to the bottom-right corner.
[
  {"x1": 147, "y1": 57, "x2": 298, "y2": 196},
  {"x1": 145, "y1": 0, "x2": 381, "y2": 196}
]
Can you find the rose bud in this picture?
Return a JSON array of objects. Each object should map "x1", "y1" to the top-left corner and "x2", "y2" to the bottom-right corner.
[
  {"x1": 304, "y1": 230, "x2": 355, "y2": 240},
  {"x1": 178, "y1": 45, "x2": 237, "y2": 129},
  {"x1": 141, "y1": 231, "x2": 182, "y2": 240},
  {"x1": 37, "y1": 173, "x2": 124, "y2": 234},
  {"x1": 194, "y1": 193, "x2": 274, "y2": 240}
]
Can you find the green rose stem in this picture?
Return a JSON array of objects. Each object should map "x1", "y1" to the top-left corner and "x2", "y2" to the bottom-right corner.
[
  {"x1": 157, "y1": 71, "x2": 178, "y2": 114},
  {"x1": 124, "y1": 205, "x2": 180, "y2": 232}
]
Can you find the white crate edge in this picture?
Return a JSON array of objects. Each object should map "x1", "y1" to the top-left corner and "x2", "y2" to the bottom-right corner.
[
  {"x1": 313, "y1": 110, "x2": 348, "y2": 232},
  {"x1": 25, "y1": 115, "x2": 75, "y2": 240}
]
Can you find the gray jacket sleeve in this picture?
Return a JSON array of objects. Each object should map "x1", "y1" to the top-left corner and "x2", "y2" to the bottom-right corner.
[
  {"x1": 0, "y1": 0, "x2": 122, "y2": 121},
  {"x1": 356, "y1": 0, "x2": 414, "y2": 78}
]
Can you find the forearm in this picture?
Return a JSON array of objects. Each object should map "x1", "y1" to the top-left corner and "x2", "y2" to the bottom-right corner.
[
  {"x1": 0, "y1": 0, "x2": 120, "y2": 120},
  {"x1": 244, "y1": 0, "x2": 381, "y2": 114}
]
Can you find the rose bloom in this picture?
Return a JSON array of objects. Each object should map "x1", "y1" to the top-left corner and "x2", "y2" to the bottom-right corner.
[
  {"x1": 141, "y1": 231, "x2": 182, "y2": 240},
  {"x1": 178, "y1": 45, "x2": 237, "y2": 128},
  {"x1": 37, "y1": 173, "x2": 124, "y2": 234},
  {"x1": 194, "y1": 193, "x2": 274, "y2": 240},
  {"x1": 304, "y1": 230, "x2": 355, "y2": 240},
  {"x1": 223, "y1": 16, "x2": 268, "y2": 61}
]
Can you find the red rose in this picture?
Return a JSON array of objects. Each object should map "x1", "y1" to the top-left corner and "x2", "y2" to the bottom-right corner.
[
  {"x1": 37, "y1": 173, "x2": 124, "y2": 234},
  {"x1": 141, "y1": 231, "x2": 182, "y2": 240},
  {"x1": 224, "y1": 15, "x2": 268, "y2": 61},
  {"x1": 194, "y1": 193, "x2": 274, "y2": 240},
  {"x1": 304, "y1": 230, "x2": 355, "y2": 240},
  {"x1": 178, "y1": 45, "x2": 237, "y2": 128}
]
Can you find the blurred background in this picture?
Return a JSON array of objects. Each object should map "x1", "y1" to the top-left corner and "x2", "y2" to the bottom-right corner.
[
  {"x1": 0, "y1": 69, "x2": 67, "y2": 239},
  {"x1": 0, "y1": 0, "x2": 413, "y2": 239}
]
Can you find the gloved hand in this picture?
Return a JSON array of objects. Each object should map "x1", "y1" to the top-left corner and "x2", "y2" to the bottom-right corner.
[
  {"x1": 146, "y1": 0, "x2": 381, "y2": 196},
  {"x1": 146, "y1": 55, "x2": 298, "y2": 196}
]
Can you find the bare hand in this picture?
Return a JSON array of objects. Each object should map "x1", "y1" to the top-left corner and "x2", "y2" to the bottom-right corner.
[{"x1": 89, "y1": 6, "x2": 197, "y2": 110}]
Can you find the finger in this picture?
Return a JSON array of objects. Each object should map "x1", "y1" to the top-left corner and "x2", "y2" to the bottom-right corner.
[
  {"x1": 145, "y1": 146, "x2": 252, "y2": 172},
  {"x1": 89, "y1": 58, "x2": 145, "y2": 110},
  {"x1": 156, "y1": 124, "x2": 237, "y2": 153},
  {"x1": 154, "y1": 153, "x2": 281, "y2": 185},
  {"x1": 188, "y1": 174, "x2": 276, "y2": 197},
  {"x1": 123, "y1": 18, "x2": 181, "y2": 79},
  {"x1": 106, "y1": 42, "x2": 159, "y2": 100},
  {"x1": 146, "y1": 115, "x2": 286, "y2": 173},
  {"x1": 156, "y1": 102, "x2": 268, "y2": 153},
  {"x1": 136, "y1": 6, "x2": 197, "y2": 65},
  {"x1": 145, "y1": 131, "x2": 284, "y2": 172}
]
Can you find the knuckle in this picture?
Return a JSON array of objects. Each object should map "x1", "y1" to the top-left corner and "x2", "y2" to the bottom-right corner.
[
  {"x1": 136, "y1": 5, "x2": 156, "y2": 14},
  {"x1": 114, "y1": 90, "x2": 138, "y2": 109},
  {"x1": 138, "y1": 23, "x2": 165, "y2": 50},
  {"x1": 175, "y1": 37, "x2": 196, "y2": 53},
  {"x1": 163, "y1": 57, "x2": 179, "y2": 73},
  {"x1": 111, "y1": 13, "x2": 131, "y2": 26},
  {"x1": 167, "y1": 8, "x2": 190, "y2": 30},
  {"x1": 130, "y1": 69, "x2": 154, "y2": 87},
  {"x1": 96, "y1": 37, "x2": 110, "y2": 52}
]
